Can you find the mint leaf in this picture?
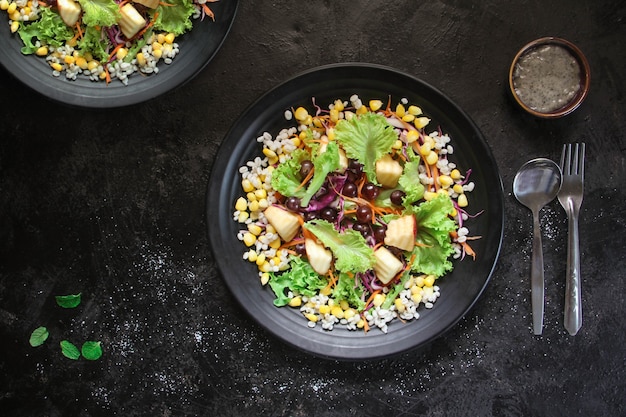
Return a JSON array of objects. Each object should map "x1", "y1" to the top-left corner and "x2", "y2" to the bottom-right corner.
[
  {"x1": 81, "y1": 341, "x2": 103, "y2": 360},
  {"x1": 29, "y1": 327, "x2": 49, "y2": 347},
  {"x1": 303, "y1": 219, "x2": 375, "y2": 273},
  {"x1": 335, "y1": 113, "x2": 397, "y2": 184},
  {"x1": 55, "y1": 293, "x2": 82, "y2": 308},
  {"x1": 60, "y1": 340, "x2": 81, "y2": 360}
]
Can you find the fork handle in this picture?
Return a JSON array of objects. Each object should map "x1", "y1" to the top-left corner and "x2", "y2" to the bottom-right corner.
[{"x1": 564, "y1": 209, "x2": 582, "y2": 335}]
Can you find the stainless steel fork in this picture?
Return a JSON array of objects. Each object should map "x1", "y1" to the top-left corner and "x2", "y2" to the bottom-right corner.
[{"x1": 558, "y1": 143, "x2": 585, "y2": 335}]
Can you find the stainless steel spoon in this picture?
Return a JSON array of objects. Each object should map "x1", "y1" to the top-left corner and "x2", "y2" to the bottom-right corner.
[{"x1": 513, "y1": 158, "x2": 562, "y2": 335}]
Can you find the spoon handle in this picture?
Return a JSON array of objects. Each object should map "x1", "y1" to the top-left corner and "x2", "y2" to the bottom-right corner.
[
  {"x1": 531, "y1": 210, "x2": 545, "y2": 335},
  {"x1": 564, "y1": 210, "x2": 582, "y2": 335}
]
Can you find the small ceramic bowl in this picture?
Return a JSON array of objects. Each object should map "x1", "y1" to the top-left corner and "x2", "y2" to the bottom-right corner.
[{"x1": 509, "y1": 37, "x2": 590, "y2": 118}]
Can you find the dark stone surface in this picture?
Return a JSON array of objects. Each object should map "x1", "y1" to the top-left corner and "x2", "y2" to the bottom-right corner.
[{"x1": 1, "y1": 0, "x2": 625, "y2": 416}]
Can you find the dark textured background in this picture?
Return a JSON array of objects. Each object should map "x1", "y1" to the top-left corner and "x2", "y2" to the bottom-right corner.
[{"x1": 1, "y1": 1, "x2": 625, "y2": 416}]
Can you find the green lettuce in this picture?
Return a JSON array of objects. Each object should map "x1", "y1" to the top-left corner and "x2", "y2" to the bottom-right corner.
[
  {"x1": 77, "y1": 25, "x2": 109, "y2": 62},
  {"x1": 397, "y1": 147, "x2": 425, "y2": 206},
  {"x1": 303, "y1": 219, "x2": 374, "y2": 273},
  {"x1": 17, "y1": 7, "x2": 74, "y2": 54},
  {"x1": 335, "y1": 112, "x2": 397, "y2": 184},
  {"x1": 154, "y1": 0, "x2": 196, "y2": 35},
  {"x1": 268, "y1": 256, "x2": 327, "y2": 307},
  {"x1": 407, "y1": 194, "x2": 457, "y2": 277},
  {"x1": 77, "y1": 0, "x2": 119, "y2": 27},
  {"x1": 300, "y1": 141, "x2": 340, "y2": 207},
  {"x1": 270, "y1": 148, "x2": 309, "y2": 199},
  {"x1": 332, "y1": 272, "x2": 366, "y2": 311}
]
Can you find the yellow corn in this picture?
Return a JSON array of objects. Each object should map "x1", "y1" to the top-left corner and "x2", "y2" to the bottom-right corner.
[
  {"x1": 331, "y1": 306, "x2": 344, "y2": 319},
  {"x1": 10, "y1": 19, "x2": 18, "y2": 33},
  {"x1": 408, "y1": 105, "x2": 423, "y2": 115},
  {"x1": 424, "y1": 275, "x2": 435, "y2": 287},
  {"x1": 329, "y1": 108, "x2": 339, "y2": 123},
  {"x1": 320, "y1": 285, "x2": 332, "y2": 296},
  {"x1": 260, "y1": 273, "x2": 270, "y2": 285},
  {"x1": 294, "y1": 107, "x2": 308, "y2": 121},
  {"x1": 406, "y1": 130, "x2": 419, "y2": 143},
  {"x1": 414, "y1": 117, "x2": 431, "y2": 129},
  {"x1": 269, "y1": 237, "x2": 281, "y2": 249},
  {"x1": 438, "y1": 175, "x2": 453, "y2": 188},
  {"x1": 423, "y1": 190, "x2": 438, "y2": 201},
  {"x1": 246, "y1": 250, "x2": 257, "y2": 263},
  {"x1": 247, "y1": 224, "x2": 262, "y2": 236},
  {"x1": 394, "y1": 298, "x2": 406, "y2": 313},
  {"x1": 242, "y1": 232, "x2": 256, "y2": 247},
  {"x1": 288, "y1": 296, "x2": 302, "y2": 307},
  {"x1": 305, "y1": 313, "x2": 318, "y2": 323},
  {"x1": 116, "y1": 47, "x2": 128, "y2": 61},
  {"x1": 418, "y1": 142, "x2": 432, "y2": 156},
  {"x1": 290, "y1": 136, "x2": 301, "y2": 148},
  {"x1": 35, "y1": 46, "x2": 48, "y2": 56},
  {"x1": 254, "y1": 188, "x2": 267, "y2": 200},
  {"x1": 75, "y1": 56, "x2": 88, "y2": 69},
  {"x1": 156, "y1": 33, "x2": 166, "y2": 44},
  {"x1": 152, "y1": 49, "x2": 162, "y2": 59},
  {"x1": 248, "y1": 200, "x2": 260, "y2": 212},
  {"x1": 356, "y1": 319, "x2": 365, "y2": 329},
  {"x1": 318, "y1": 305, "x2": 331, "y2": 315},
  {"x1": 10, "y1": 10, "x2": 20, "y2": 21},
  {"x1": 0, "y1": 0, "x2": 10, "y2": 11},
  {"x1": 164, "y1": 33, "x2": 175, "y2": 44},
  {"x1": 373, "y1": 293, "x2": 386, "y2": 307},
  {"x1": 255, "y1": 253, "x2": 266, "y2": 266},
  {"x1": 64, "y1": 55, "x2": 75, "y2": 65},
  {"x1": 369, "y1": 99, "x2": 383, "y2": 111},
  {"x1": 402, "y1": 114, "x2": 415, "y2": 123},
  {"x1": 343, "y1": 308, "x2": 356, "y2": 320},
  {"x1": 457, "y1": 193, "x2": 468, "y2": 207},
  {"x1": 237, "y1": 212, "x2": 249, "y2": 222},
  {"x1": 453, "y1": 184, "x2": 464, "y2": 194},
  {"x1": 414, "y1": 275, "x2": 425, "y2": 287},
  {"x1": 425, "y1": 150, "x2": 438, "y2": 166},
  {"x1": 450, "y1": 169, "x2": 462, "y2": 180},
  {"x1": 395, "y1": 103, "x2": 406, "y2": 117},
  {"x1": 87, "y1": 60, "x2": 99, "y2": 71},
  {"x1": 392, "y1": 140, "x2": 403, "y2": 150},
  {"x1": 235, "y1": 197, "x2": 247, "y2": 211},
  {"x1": 7, "y1": 2, "x2": 16, "y2": 14},
  {"x1": 339, "y1": 300, "x2": 350, "y2": 310},
  {"x1": 136, "y1": 52, "x2": 146, "y2": 66},
  {"x1": 258, "y1": 261, "x2": 271, "y2": 273},
  {"x1": 356, "y1": 105, "x2": 368, "y2": 115},
  {"x1": 50, "y1": 62, "x2": 63, "y2": 72},
  {"x1": 411, "y1": 293, "x2": 422, "y2": 304}
]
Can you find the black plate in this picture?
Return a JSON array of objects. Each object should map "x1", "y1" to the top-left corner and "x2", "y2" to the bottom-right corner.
[
  {"x1": 207, "y1": 63, "x2": 504, "y2": 360},
  {"x1": 0, "y1": 0, "x2": 238, "y2": 108}
]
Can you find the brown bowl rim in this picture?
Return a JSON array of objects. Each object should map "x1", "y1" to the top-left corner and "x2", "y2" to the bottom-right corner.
[{"x1": 508, "y1": 37, "x2": 591, "y2": 119}]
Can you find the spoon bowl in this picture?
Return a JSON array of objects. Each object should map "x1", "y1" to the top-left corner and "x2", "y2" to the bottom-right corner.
[{"x1": 513, "y1": 158, "x2": 562, "y2": 335}]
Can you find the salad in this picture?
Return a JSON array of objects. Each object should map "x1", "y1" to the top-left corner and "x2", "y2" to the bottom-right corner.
[
  {"x1": 233, "y1": 94, "x2": 480, "y2": 333},
  {"x1": 1, "y1": 0, "x2": 217, "y2": 84}
]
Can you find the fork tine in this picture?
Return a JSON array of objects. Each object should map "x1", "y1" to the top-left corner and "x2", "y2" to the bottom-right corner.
[
  {"x1": 578, "y1": 142, "x2": 585, "y2": 179},
  {"x1": 560, "y1": 144, "x2": 567, "y2": 172}
]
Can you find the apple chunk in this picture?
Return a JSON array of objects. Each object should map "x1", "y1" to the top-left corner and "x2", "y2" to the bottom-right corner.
[
  {"x1": 373, "y1": 247, "x2": 404, "y2": 284},
  {"x1": 305, "y1": 238, "x2": 332, "y2": 275},
  {"x1": 384, "y1": 215, "x2": 416, "y2": 252},
  {"x1": 375, "y1": 154, "x2": 403, "y2": 188},
  {"x1": 263, "y1": 205, "x2": 301, "y2": 242},
  {"x1": 57, "y1": 0, "x2": 81, "y2": 26}
]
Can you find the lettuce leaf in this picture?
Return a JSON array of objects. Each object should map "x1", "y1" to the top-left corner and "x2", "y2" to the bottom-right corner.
[
  {"x1": 398, "y1": 147, "x2": 425, "y2": 206},
  {"x1": 335, "y1": 113, "x2": 397, "y2": 184},
  {"x1": 270, "y1": 148, "x2": 309, "y2": 199},
  {"x1": 300, "y1": 141, "x2": 340, "y2": 207},
  {"x1": 268, "y1": 256, "x2": 327, "y2": 307},
  {"x1": 332, "y1": 272, "x2": 366, "y2": 311},
  {"x1": 17, "y1": 7, "x2": 74, "y2": 54},
  {"x1": 77, "y1": 0, "x2": 119, "y2": 27},
  {"x1": 154, "y1": 0, "x2": 195, "y2": 35},
  {"x1": 303, "y1": 219, "x2": 374, "y2": 273},
  {"x1": 407, "y1": 194, "x2": 457, "y2": 277},
  {"x1": 77, "y1": 25, "x2": 109, "y2": 62}
]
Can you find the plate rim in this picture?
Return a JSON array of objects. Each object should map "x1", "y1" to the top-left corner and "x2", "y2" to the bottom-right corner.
[{"x1": 207, "y1": 62, "x2": 504, "y2": 360}]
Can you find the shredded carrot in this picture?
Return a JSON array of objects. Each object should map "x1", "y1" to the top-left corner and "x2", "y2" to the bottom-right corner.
[
  {"x1": 202, "y1": 3, "x2": 215, "y2": 20},
  {"x1": 327, "y1": 269, "x2": 338, "y2": 288},
  {"x1": 104, "y1": 66, "x2": 111, "y2": 84},
  {"x1": 108, "y1": 43, "x2": 124, "y2": 62},
  {"x1": 363, "y1": 289, "x2": 381, "y2": 309},
  {"x1": 74, "y1": 22, "x2": 83, "y2": 40},
  {"x1": 295, "y1": 166, "x2": 315, "y2": 191},
  {"x1": 361, "y1": 314, "x2": 370, "y2": 333}
]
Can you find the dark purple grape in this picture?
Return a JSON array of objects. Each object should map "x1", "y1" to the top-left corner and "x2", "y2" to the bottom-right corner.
[
  {"x1": 390, "y1": 190, "x2": 406, "y2": 206},
  {"x1": 304, "y1": 211, "x2": 318, "y2": 221},
  {"x1": 342, "y1": 181, "x2": 358, "y2": 197},
  {"x1": 285, "y1": 196, "x2": 301, "y2": 212},
  {"x1": 295, "y1": 243, "x2": 306, "y2": 255},
  {"x1": 361, "y1": 183, "x2": 380, "y2": 200},
  {"x1": 373, "y1": 225, "x2": 387, "y2": 243},
  {"x1": 348, "y1": 160, "x2": 363, "y2": 173},
  {"x1": 353, "y1": 223, "x2": 371, "y2": 238},
  {"x1": 300, "y1": 160, "x2": 314, "y2": 179},
  {"x1": 356, "y1": 206, "x2": 373, "y2": 223},
  {"x1": 320, "y1": 207, "x2": 338, "y2": 222}
]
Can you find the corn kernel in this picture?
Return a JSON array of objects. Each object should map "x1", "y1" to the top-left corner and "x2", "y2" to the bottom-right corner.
[
  {"x1": 424, "y1": 275, "x2": 436, "y2": 287},
  {"x1": 394, "y1": 298, "x2": 406, "y2": 313},
  {"x1": 356, "y1": 105, "x2": 368, "y2": 115},
  {"x1": 425, "y1": 150, "x2": 438, "y2": 166},
  {"x1": 255, "y1": 253, "x2": 266, "y2": 266},
  {"x1": 156, "y1": 33, "x2": 166, "y2": 44},
  {"x1": 369, "y1": 99, "x2": 383, "y2": 111},
  {"x1": 241, "y1": 179, "x2": 255, "y2": 193},
  {"x1": 87, "y1": 60, "x2": 99, "y2": 71},
  {"x1": 99, "y1": 71, "x2": 107, "y2": 80},
  {"x1": 453, "y1": 184, "x2": 464, "y2": 194},
  {"x1": 414, "y1": 117, "x2": 431, "y2": 129},
  {"x1": 247, "y1": 250, "x2": 257, "y2": 263},
  {"x1": 294, "y1": 107, "x2": 308, "y2": 121},
  {"x1": 423, "y1": 190, "x2": 437, "y2": 201},
  {"x1": 0, "y1": 0, "x2": 10, "y2": 11},
  {"x1": 75, "y1": 56, "x2": 88, "y2": 69},
  {"x1": 327, "y1": 128, "x2": 336, "y2": 141},
  {"x1": 356, "y1": 319, "x2": 365, "y2": 329},
  {"x1": 289, "y1": 296, "x2": 302, "y2": 307},
  {"x1": 343, "y1": 308, "x2": 356, "y2": 320},
  {"x1": 242, "y1": 232, "x2": 256, "y2": 247},
  {"x1": 438, "y1": 175, "x2": 453, "y2": 188},
  {"x1": 152, "y1": 49, "x2": 162, "y2": 59},
  {"x1": 411, "y1": 293, "x2": 423, "y2": 304},
  {"x1": 35, "y1": 46, "x2": 48, "y2": 56},
  {"x1": 257, "y1": 198, "x2": 268, "y2": 209},
  {"x1": 402, "y1": 114, "x2": 415, "y2": 123},
  {"x1": 235, "y1": 197, "x2": 247, "y2": 211},
  {"x1": 330, "y1": 108, "x2": 339, "y2": 122},
  {"x1": 136, "y1": 52, "x2": 146, "y2": 66},
  {"x1": 265, "y1": 224, "x2": 276, "y2": 234},
  {"x1": 392, "y1": 140, "x2": 403, "y2": 150},
  {"x1": 373, "y1": 293, "x2": 386, "y2": 307},
  {"x1": 64, "y1": 55, "x2": 75, "y2": 65},
  {"x1": 9, "y1": 10, "x2": 20, "y2": 20},
  {"x1": 419, "y1": 142, "x2": 432, "y2": 156},
  {"x1": 305, "y1": 313, "x2": 318, "y2": 323},
  {"x1": 237, "y1": 211, "x2": 249, "y2": 222},
  {"x1": 269, "y1": 237, "x2": 281, "y2": 249},
  {"x1": 423, "y1": 286, "x2": 434, "y2": 299},
  {"x1": 450, "y1": 169, "x2": 462, "y2": 180},
  {"x1": 457, "y1": 193, "x2": 468, "y2": 207},
  {"x1": 410, "y1": 285, "x2": 422, "y2": 295},
  {"x1": 248, "y1": 200, "x2": 260, "y2": 212},
  {"x1": 333, "y1": 99, "x2": 345, "y2": 112},
  {"x1": 50, "y1": 62, "x2": 63, "y2": 72},
  {"x1": 339, "y1": 300, "x2": 350, "y2": 310},
  {"x1": 331, "y1": 306, "x2": 344, "y2": 319},
  {"x1": 7, "y1": 2, "x2": 16, "y2": 14},
  {"x1": 408, "y1": 105, "x2": 423, "y2": 116},
  {"x1": 164, "y1": 33, "x2": 175, "y2": 44},
  {"x1": 290, "y1": 137, "x2": 301, "y2": 148},
  {"x1": 395, "y1": 103, "x2": 406, "y2": 117},
  {"x1": 260, "y1": 273, "x2": 270, "y2": 285},
  {"x1": 320, "y1": 285, "x2": 332, "y2": 296},
  {"x1": 247, "y1": 224, "x2": 262, "y2": 236},
  {"x1": 254, "y1": 188, "x2": 267, "y2": 200},
  {"x1": 259, "y1": 262, "x2": 272, "y2": 273},
  {"x1": 415, "y1": 275, "x2": 425, "y2": 287},
  {"x1": 406, "y1": 130, "x2": 419, "y2": 143},
  {"x1": 319, "y1": 305, "x2": 331, "y2": 315},
  {"x1": 22, "y1": 6, "x2": 31, "y2": 15}
]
